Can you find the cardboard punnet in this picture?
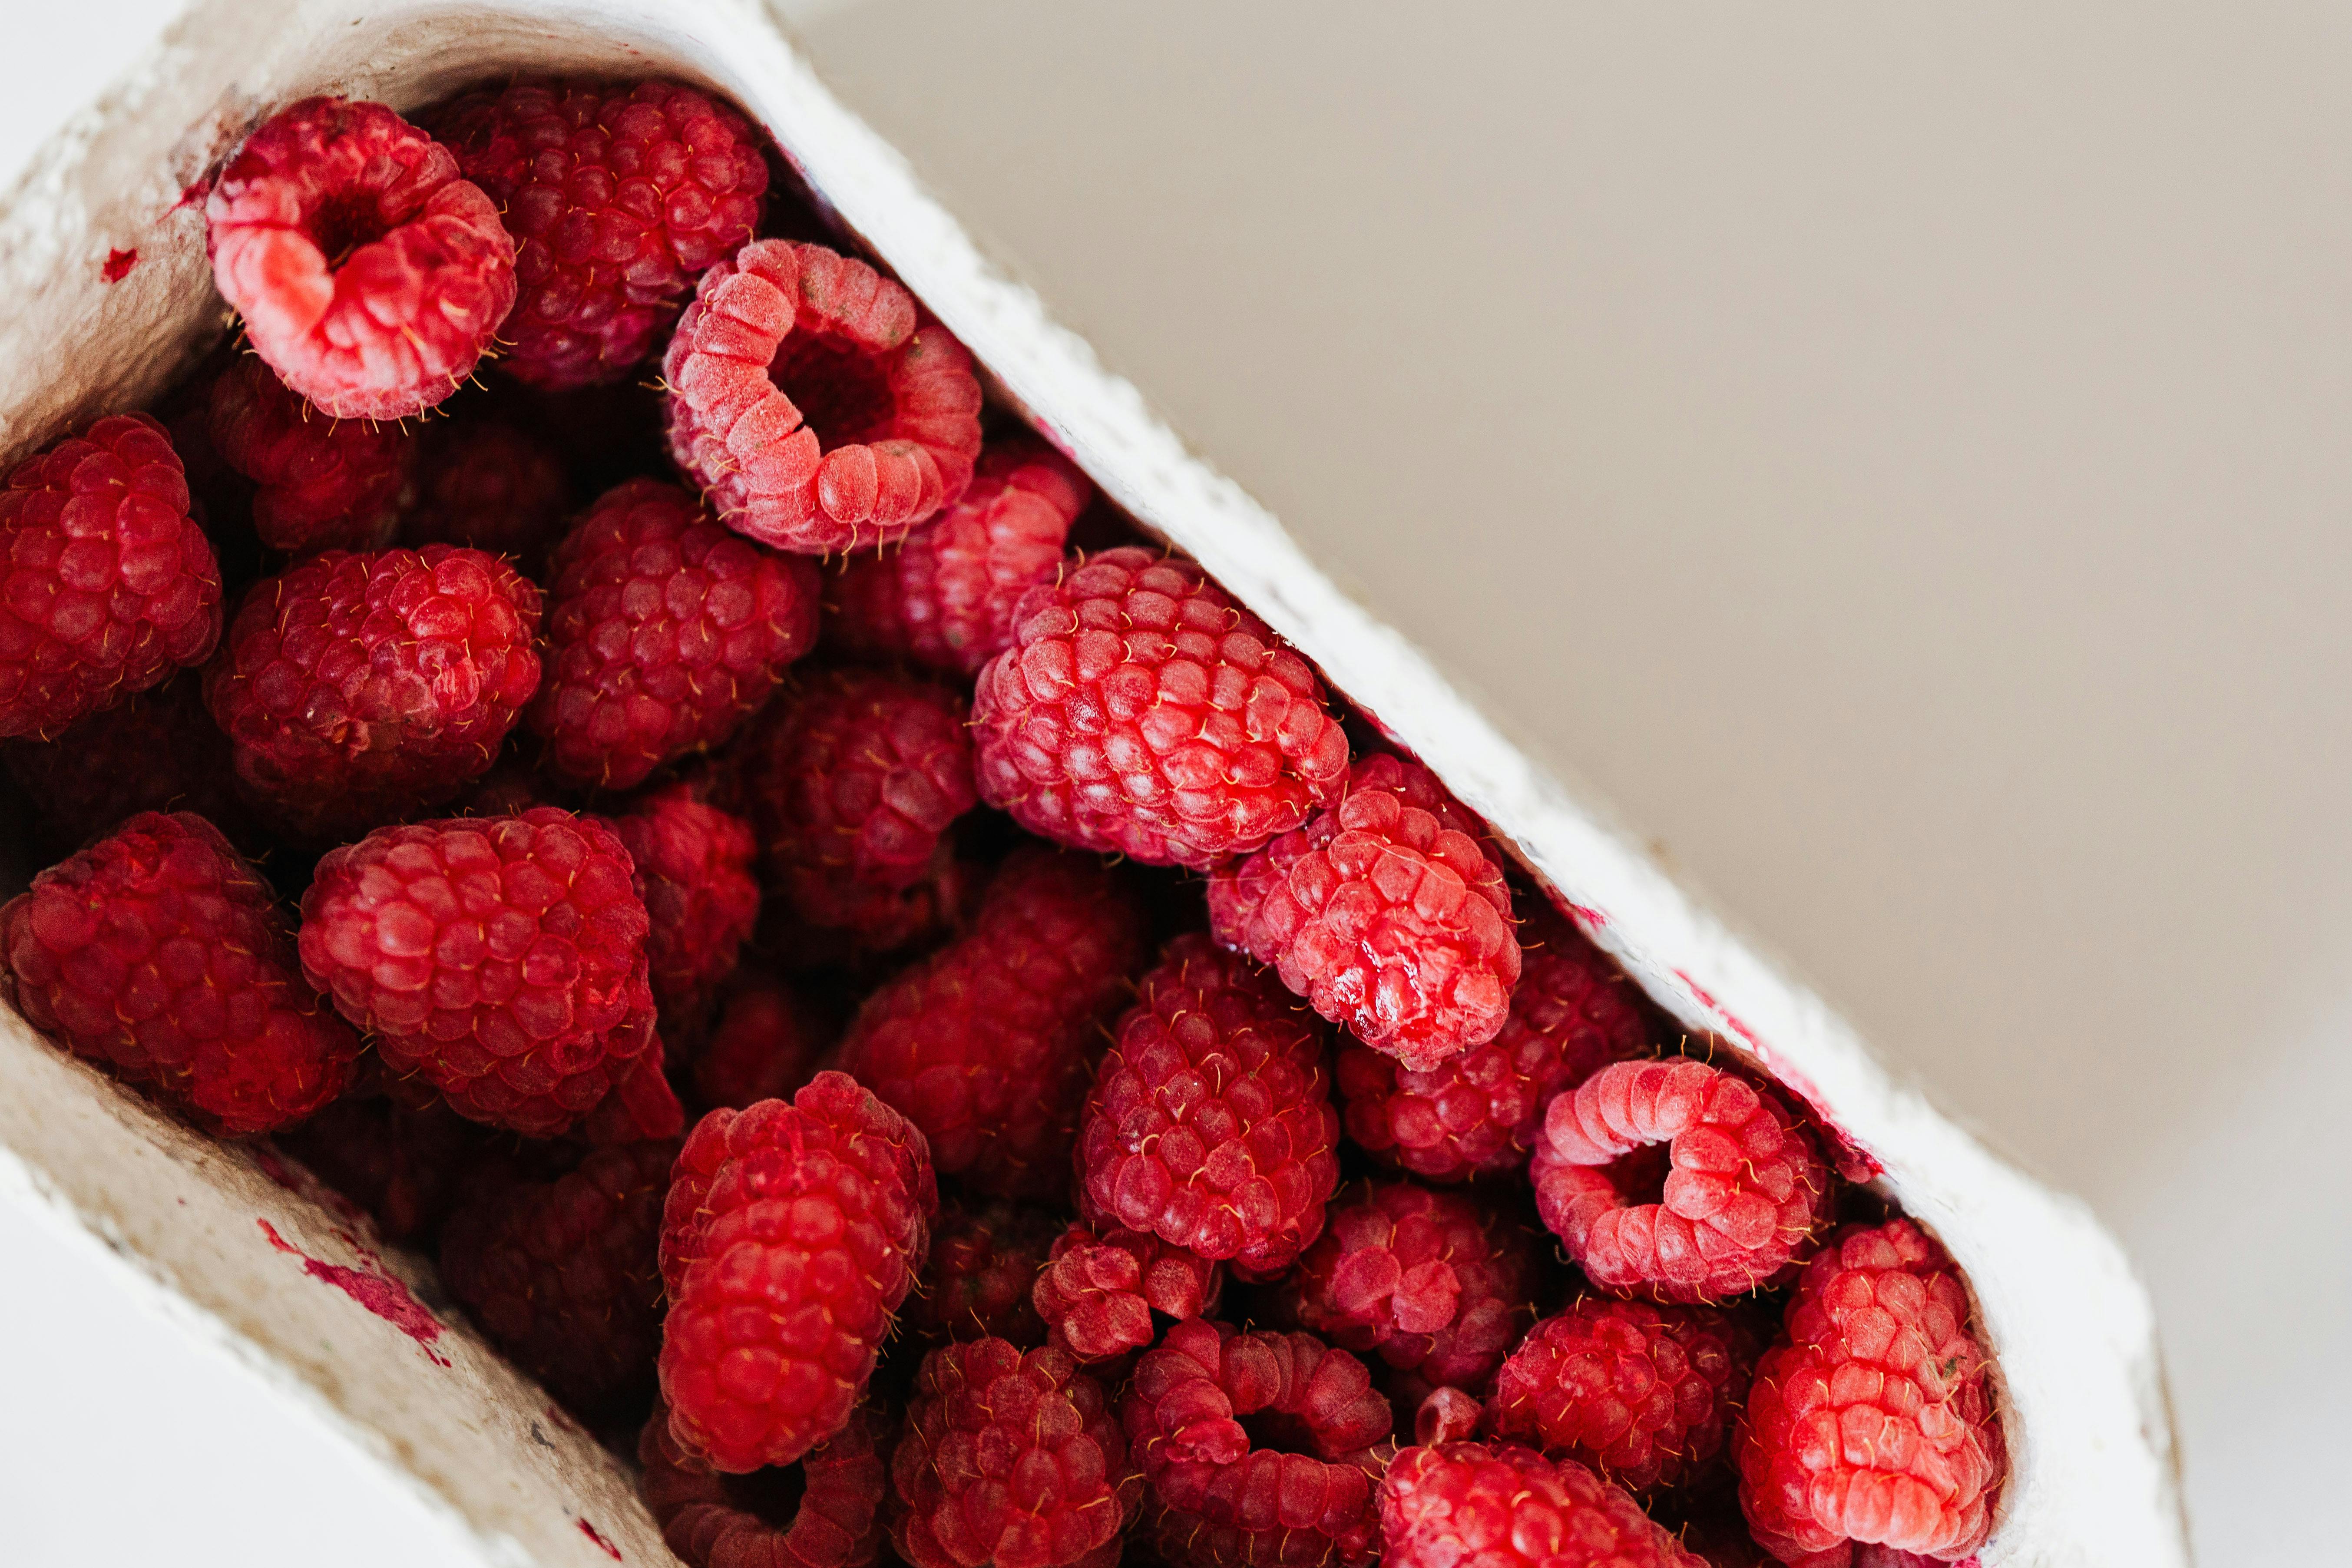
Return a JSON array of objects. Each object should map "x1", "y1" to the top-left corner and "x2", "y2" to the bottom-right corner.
[{"x1": 0, "y1": 2, "x2": 2190, "y2": 1564}]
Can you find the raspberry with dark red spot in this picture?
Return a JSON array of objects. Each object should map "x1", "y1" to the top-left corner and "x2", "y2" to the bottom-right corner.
[
  {"x1": 639, "y1": 1397, "x2": 890, "y2": 1568},
  {"x1": 611, "y1": 778, "x2": 761, "y2": 1031},
  {"x1": 690, "y1": 971, "x2": 829, "y2": 1112},
  {"x1": 905, "y1": 1195, "x2": 1060, "y2": 1348},
  {"x1": 1032, "y1": 1223, "x2": 1224, "y2": 1367},
  {"x1": 1379, "y1": 1442, "x2": 1705, "y2": 1568}
]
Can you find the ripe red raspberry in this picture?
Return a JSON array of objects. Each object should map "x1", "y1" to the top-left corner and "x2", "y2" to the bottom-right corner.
[
  {"x1": 298, "y1": 807, "x2": 658, "y2": 1135},
  {"x1": 526, "y1": 478, "x2": 820, "y2": 790},
  {"x1": 664, "y1": 239, "x2": 983, "y2": 552},
  {"x1": 431, "y1": 78, "x2": 768, "y2": 390},
  {"x1": 1337, "y1": 909, "x2": 1650, "y2": 1182},
  {"x1": 3, "y1": 675, "x2": 248, "y2": 856},
  {"x1": 658, "y1": 1073, "x2": 937, "y2": 1472},
  {"x1": 824, "y1": 440, "x2": 1089, "y2": 677},
  {"x1": 0, "y1": 812, "x2": 358, "y2": 1135},
  {"x1": 892, "y1": 1336, "x2": 1138, "y2": 1568},
  {"x1": 1532, "y1": 1059, "x2": 1831, "y2": 1303},
  {"x1": 835, "y1": 847, "x2": 1147, "y2": 1201},
  {"x1": 0, "y1": 412, "x2": 221, "y2": 738},
  {"x1": 1275, "y1": 1180, "x2": 1540, "y2": 1396},
  {"x1": 275, "y1": 1089, "x2": 479, "y2": 1243},
  {"x1": 971, "y1": 547, "x2": 1349, "y2": 870},
  {"x1": 206, "y1": 355, "x2": 413, "y2": 554},
  {"x1": 1208, "y1": 754, "x2": 1518, "y2": 1071},
  {"x1": 1735, "y1": 1221, "x2": 2001, "y2": 1564},
  {"x1": 905, "y1": 1196, "x2": 1060, "y2": 1348},
  {"x1": 206, "y1": 97, "x2": 515, "y2": 420},
  {"x1": 1032, "y1": 1223, "x2": 1224, "y2": 1367},
  {"x1": 640, "y1": 1397, "x2": 889, "y2": 1568},
  {"x1": 1379, "y1": 1442, "x2": 1705, "y2": 1568},
  {"x1": 578, "y1": 1047, "x2": 689, "y2": 1146},
  {"x1": 1078, "y1": 936, "x2": 1340, "y2": 1279},
  {"x1": 739, "y1": 665, "x2": 977, "y2": 951},
  {"x1": 690, "y1": 972, "x2": 828, "y2": 1111},
  {"x1": 204, "y1": 545, "x2": 542, "y2": 838},
  {"x1": 399, "y1": 415, "x2": 570, "y2": 567},
  {"x1": 439, "y1": 1137, "x2": 675, "y2": 1415},
  {"x1": 1122, "y1": 1319, "x2": 1394, "y2": 1568},
  {"x1": 1412, "y1": 1385, "x2": 1484, "y2": 1447},
  {"x1": 612, "y1": 780, "x2": 761, "y2": 1029},
  {"x1": 1487, "y1": 1298, "x2": 1757, "y2": 1491}
]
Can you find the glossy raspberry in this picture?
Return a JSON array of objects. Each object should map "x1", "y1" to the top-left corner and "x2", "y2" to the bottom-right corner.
[
  {"x1": 824, "y1": 440, "x2": 1088, "y2": 677},
  {"x1": 1379, "y1": 1442, "x2": 1704, "y2": 1568},
  {"x1": 1122, "y1": 1319, "x2": 1393, "y2": 1568},
  {"x1": 664, "y1": 239, "x2": 982, "y2": 552},
  {"x1": 0, "y1": 812, "x2": 357, "y2": 1134},
  {"x1": 971, "y1": 547, "x2": 1349, "y2": 870},
  {"x1": 1032, "y1": 1223, "x2": 1224, "y2": 1367},
  {"x1": 298, "y1": 807, "x2": 658, "y2": 1136},
  {"x1": 1735, "y1": 1221, "x2": 2001, "y2": 1564},
  {"x1": 740, "y1": 665, "x2": 977, "y2": 951},
  {"x1": 433, "y1": 77, "x2": 768, "y2": 389},
  {"x1": 1338, "y1": 909, "x2": 1649, "y2": 1181},
  {"x1": 2, "y1": 675, "x2": 246, "y2": 855},
  {"x1": 1488, "y1": 1298, "x2": 1756, "y2": 1491},
  {"x1": 641, "y1": 1397, "x2": 890, "y2": 1568},
  {"x1": 1078, "y1": 936, "x2": 1340, "y2": 1279},
  {"x1": 692, "y1": 972, "x2": 829, "y2": 1112},
  {"x1": 1532, "y1": 1059, "x2": 1831, "y2": 1303},
  {"x1": 906, "y1": 1197, "x2": 1060, "y2": 1348},
  {"x1": 1412, "y1": 1386, "x2": 1484, "y2": 1447},
  {"x1": 893, "y1": 1337, "x2": 1138, "y2": 1568},
  {"x1": 1276, "y1": 1180, "x2": 1540, "y2": 1396},
  {"x1": 439, "y1": 1137, "x2": 675, "y2": 1415},
  {"x1": 203, "y1": 545, "x2": 542, "y2": 838},
  {"x1": 613, "y1": 780, "x2": 761, "y2": 1028},
  {"x1": 0, "y1": 412, "x2": 222, "y2": 738},
  {"x1": 836, "y1": 847, "x2": 1147, "y2": 1200},
  {"x1": 206, "y1": 97, "x2": 516, "y2": 420},
  {"x1": 206, "y1": 355, "x2": 413, "y2": 554},
  {"x1": 526, "y1": 478, "x2": 820, "y2": 790},
  {"x1": 659, "y1": 1073, "x2": 938, "y2": 1472},
  {"x1": 276, "y1": 1090, "x2": 479, "y2": 1242},
  {"x1": 400, "y1": 415, "x2": 570, "y2": 566}
]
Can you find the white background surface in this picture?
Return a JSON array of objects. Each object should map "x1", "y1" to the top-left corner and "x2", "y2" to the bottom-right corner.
[{"x1": 3, "y1": 3, "x2": 2343, "y2": 1563}]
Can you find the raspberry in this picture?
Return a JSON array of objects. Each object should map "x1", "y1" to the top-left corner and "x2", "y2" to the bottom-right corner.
[
  {"x1": 824, "y1": 440, "x2": 1089, "y2": 677},
  {"x1": 439, "y1": 1137, "x2": 675, "y2": 1415},
  {"x1": 1379, "y1": 1442, "x2": 1704, "y2": 1568},
  {"x1": 1337, "y1": 909, "x2": 1650, "y2": 1182},
  {"x1": 1275, "y1": 1180, "x2": 1540, "y2": 1396},
  {"x1": 1413, "y1": 1386, "x2": 1484, "y2": 1447},
  {"x1": 526, "y1": 478, "x2": 820, "y2": 790},
  {"x1": 275, "y1": 1089, "x2": 478, "y2": 1242},
  {"x1": 835, "y1": 847, "x2": 1147, "y2": 1200},
  {"x1": 203, "y1": 546, "x2": 542, "y2": 839},
  {"x1": 205, "y1": 97, "x2": 515, "y2": 420},
  {"x1": 691, "y1": 972, "x2": 829, "y2": 1111},
  {"x1": 612, "y1": 780, "x2": 761, "y2": 1029},
  {"x1": 0, "y1": 812, "x2": 357, "y2": 1135},
  {"x1": 206, "y1": 355, "x2": 413, "y2": 554},
  {"x1": 663, "y1": 239, "x2": 983, "y2": 552},
  {"x1": 739, "y1": 666, "x2": 978, "y2": 951},
  {"x1": 658, "y1": 1073, "x2": 937, "y2": 1472},
  {"x1": 451, "y1": 754, "x2": 562, "y2": 817},
  {"x1": 1077, "y1": 936, "x2": 1340, "y2": 1279},
  {"x1": 971, "y1": 547, "x2": 1349, "y2": 869},
  {"x1": 891, "y1": 1336, "x2": 1138, "y2": 1568},
  {"x1": 640, "y1": 1397, "x2": 890, "y2": 1568},
  {"x1": 3, "y1": 675, "x2": 248, "y2": 855},
  {"x1": 905, "y1": 1196, "x2": 1061, "y2": 1348},
  {"x1": 1487, "y1": 1298, "x2": 1757, "y2": 1491},
  {"x1": 0, "y1": 412, "x2": 222, "y2": 738},
  {"x1": 1032, "y1": 1223, "x2": 1224, "y2": 1367},
  {"x1": 400, "y1": 414, "x2": 570, "y2": 566},
  {"x1": 298, "y1": 807, "x2": 659, "y2": 1136},
  {"x1": 580, "y1": 1047, "x2": 688, "y2": 1146},
  {"x1": 1735, "y1": 1221, "x2": 2001, "y2": 1564},
  {"x1": 1208, "y1": 754, "x2": 1518, "y2": 1071},
  {"x1": 433, "y1": 78, "x2": 769, "y2": 390},
  {"x1": 1122, "y1": 1319, "x2": 1393, "y2": 1568}
]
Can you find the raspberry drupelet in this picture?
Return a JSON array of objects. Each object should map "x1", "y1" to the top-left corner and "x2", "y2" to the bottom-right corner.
[
  {"x1": 203, "y1": 546, "x2": 543, "y2": 839},
  {"x1": 1032, "y1": 1222, "x2": 1224, "y2": 1367},
  {"x1": 526, "y1": 478, "x2": 820, "y2": 791},
  {"x1": 905, "y1": 1196, "x2": 1061, "y2": 1348},
  {"x1": 0, "y1": 812, "x2": 358, "y2": 1135},
  {"x1": 658, "y1": 1072, "x2": 937, "y2": 1472},
  {"x1": 664, "y1": 239, "x2": 983, "y2": 552},
  {"x1": 3, "y1": 675, "x2": 248, "y2": 856},
  {"x1": 970, "y1": 546, "x2": 1350, "y2": 870},
  {"x1": 834, "y1": 847, "x2": 1148, "y2": 1201},
  {"x1": 1379, "y1": 1442, "x2": 1707, "y2": 1568},
  {"x1": 824, "y1": 440, "x2": 1090, "y2": 677},
  {"x1": 1736, "y1": 1221, "x2": 2002, "y2": 1565},
  {"x1": 1121, "y1": 1319, "x2": 1395, "y2": 1568},
  {"x1": 640, "y1": 1398, "x2": 890, "y2": 1568},
  {"x1": 1077, "y1": 936, "x2": 1340, "y2": 1280},
  {"x1": 399, "y1": 414, "x2": 570, "y2": 567},
  {"x1": 1338, "y1": 906, "x2": 1650, "y2": 1182},
  {"x1": 298, "y1": 807, "x2": 659, "y2": 1136},
  {"x1": 611, "y1": 779, "x2": 761, "y2": 1030},
  {"x1": 1532, "y1": 1058, "x2": 1831, "y2": 1303},
  {"x1": 206, "y1": 355, "x2": 414, "y2": 554},
  {"x1": 0, "y1": 412, "x2": 222, "y2": 739},
  {"x1": 891, "y1": 1336, "x2": 1139, "y2": 1568},
  {"x1": 691, "y1": 971, "x2": 829, "y2": 1112},
  {"x1": 205, "y1": 97, "x2": 515, "y2": 420},
  {"x1": 433, "y1": 77, "x2": 769, "y2": 389}
]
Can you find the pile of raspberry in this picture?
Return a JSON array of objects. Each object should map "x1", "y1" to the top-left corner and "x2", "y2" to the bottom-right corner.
[{"x1": 0, "y1": 83, "x2": 2007, "y2": 1568}]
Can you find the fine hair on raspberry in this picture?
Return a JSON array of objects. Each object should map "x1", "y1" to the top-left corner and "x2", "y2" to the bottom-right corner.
[
  {"x1": 639, "y1": 1397, "x2": 890, "y2": 1568},
  {"x1": 1380, "y1": 1442, "x2": 1707, "y2": 1568},
  {"x1": 206, "y1": 355, "x2": 415, "y2": 554},
  {"x1": 1032, "y1": 1222, "x2": 1224, "y2": 1368}
]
